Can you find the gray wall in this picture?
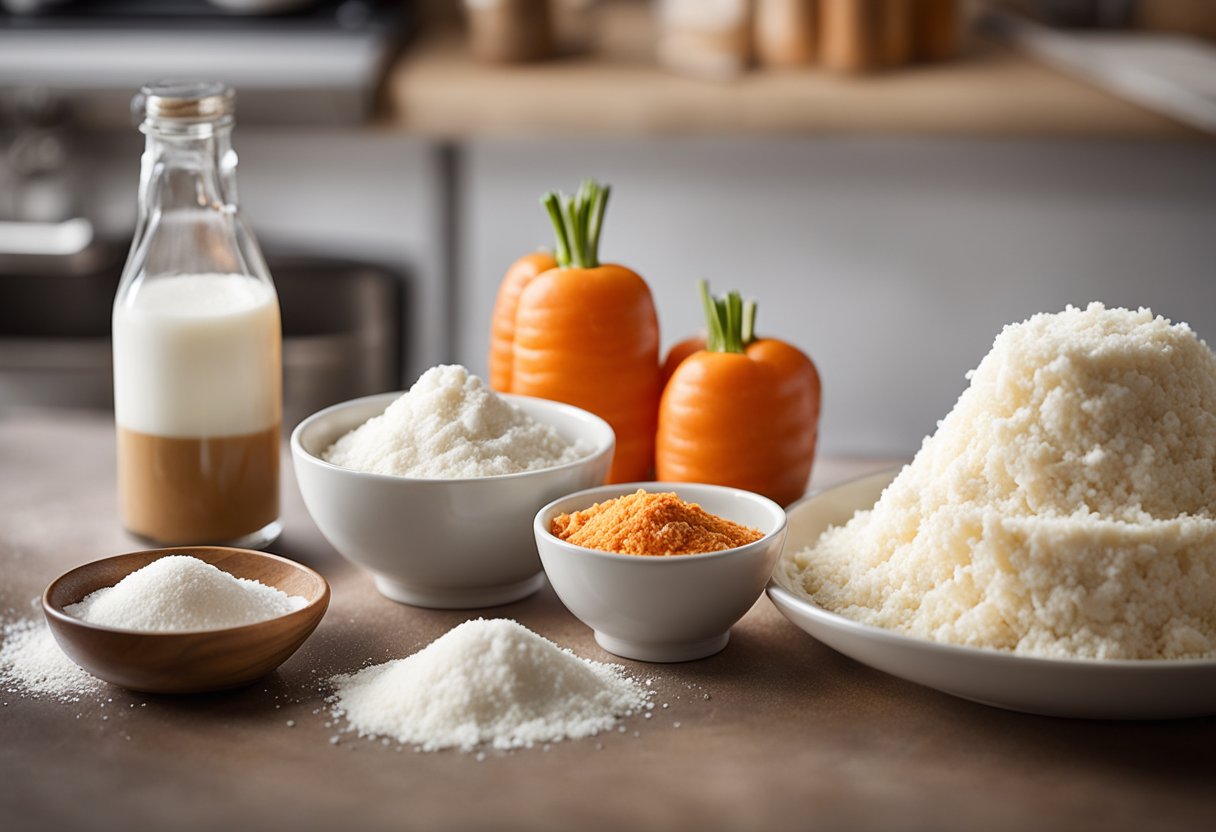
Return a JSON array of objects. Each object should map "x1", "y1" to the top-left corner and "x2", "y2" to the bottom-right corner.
[
  {"x1": 457, "y1": 138, "x2": 1216, "y2": 456},
  {"x1": 78, "y1": 132, "x2": 1216, "y2": 456}
]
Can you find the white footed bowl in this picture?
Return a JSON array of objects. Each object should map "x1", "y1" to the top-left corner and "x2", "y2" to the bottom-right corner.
[
  {"x1": 535, "y1": 482, "x2": 788, "y2": 662},
  {"x1": 292, "y1": 392, "x2": 614, "y2": 609}
]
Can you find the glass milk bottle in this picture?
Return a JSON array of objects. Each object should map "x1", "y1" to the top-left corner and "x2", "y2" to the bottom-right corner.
[{"x1": 113, "y1": 81, "x2": 281, "y2": 549}]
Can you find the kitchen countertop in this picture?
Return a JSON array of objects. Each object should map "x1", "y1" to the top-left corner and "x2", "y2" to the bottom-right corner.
[
  {"x1": 382, "y1": 3, "x2": 1199, "y2": 139},
  {"x1": 1, "y1": 408, "x2": 1214, "y2": 832}
]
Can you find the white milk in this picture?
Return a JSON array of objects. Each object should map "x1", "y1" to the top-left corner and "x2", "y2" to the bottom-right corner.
[{"x1": 113, "y1": 273, "x2": 282, "y2": 438}]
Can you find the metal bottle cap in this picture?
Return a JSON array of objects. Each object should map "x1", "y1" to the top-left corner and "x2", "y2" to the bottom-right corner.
[{"x1": 132, "y1": 80, "x2": 235, "y2": 125}]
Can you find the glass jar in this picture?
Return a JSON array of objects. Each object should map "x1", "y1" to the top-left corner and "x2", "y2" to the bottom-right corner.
[{"x1": 112, "y1": 81, "x2": 282, "y2": 549}]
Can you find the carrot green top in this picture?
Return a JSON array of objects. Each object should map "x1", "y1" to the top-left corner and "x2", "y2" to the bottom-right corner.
[
  {"x1": 541, "y1": 179, "x2": 611, "y2": 270},
  {"x1": 700, "y1": 279, "x2": 757, "y2": 354}
]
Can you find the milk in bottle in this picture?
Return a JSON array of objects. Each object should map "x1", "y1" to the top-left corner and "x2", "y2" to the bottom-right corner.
[{"x1": 113, "y1": 82, "x2": 281, "y2": 548}]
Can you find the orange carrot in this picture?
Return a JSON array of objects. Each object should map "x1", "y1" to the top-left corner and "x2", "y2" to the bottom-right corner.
[
  {"x1": 488, "y1": 251, "x2": 558, "y2": 392},
  {"x1": 656, "y1": 281, "x2": 821, "y2": 506},
  {"x1": 511, "y1": 180, "x2": 661, "y2": 483},
  {"x1": 661, "y1": 334, "x2": 706, "y2": 387}
]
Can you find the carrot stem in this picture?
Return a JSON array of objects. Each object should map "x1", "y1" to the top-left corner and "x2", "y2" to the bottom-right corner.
[
  {"x1": 699, "y1": 279, "x2": 726, "y2": 352},
  {"x1": 699, "y1": 281, "x2": 748, "y2": 354},
  {"x1": 541, "y1": 193, "x2": 572, "y2": 267},
  {"x1": 578, "y1": 183, "x2": 594, "y2": 265},
  {"x1": 723, "y1": 298, "x2": 737, "y2": 353},
  {"x1": 742, "y1": 299, "x2": 757, "y2": 346},
  {"x1": 727, "y1": 292, "x2": 744, "y2": 352},
  {"x1": 540, "y1": 179, "x2": 610, "y2": 270},
  {"x1": 587, "y1": 183, "x2": 609, "y2": 268},
  {"x1": 561, "y1": 195, "x2": 581, "y2": 267},
  {"x1": 573, "y1": 189, "x2": 585, "y2": 265}
]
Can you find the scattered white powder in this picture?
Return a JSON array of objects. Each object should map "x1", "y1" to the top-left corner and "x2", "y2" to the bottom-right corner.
[
  {"x1": 322, "y1": 364, "x2": 588, "y2": 478},
  {"x1": 0, "y1": 618, "x2": 101, "y2": 701},
  {"x1": 328, "y1": 618, "x2": 649, "y2": 751},
  {"x1": 790, "y1": 303, "x2": 1216, "y2": 660},
  {"x1": 65, "y1": 555, "x2": 308, "y2": 632}
]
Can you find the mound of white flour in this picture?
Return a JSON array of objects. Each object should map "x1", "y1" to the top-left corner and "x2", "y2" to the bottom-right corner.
[
  {"x1": 322, "y1": 365, "x2": 587, "y2": 478},
  {"x1": 65, "y1": 555, "x2": 307, "y2": 632},
  {"x1": 0, "y1": 618, "x2": 101, "y2": 701},
  {"x1": 329, "y1": 618, "x2": 648, "y2": 751},
  {"x1": 790, "y1": 303, "x2": 1216, "y2": 660}
]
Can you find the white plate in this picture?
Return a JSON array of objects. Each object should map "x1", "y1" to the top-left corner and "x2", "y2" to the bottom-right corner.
[{"x1": 768, "y1": 470, "x2": 1216, "y2": 720}]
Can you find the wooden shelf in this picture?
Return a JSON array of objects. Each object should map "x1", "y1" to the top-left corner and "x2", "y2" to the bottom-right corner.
[{"x1": 381, "y1": 4, "x2": 1198, "y2": 139}]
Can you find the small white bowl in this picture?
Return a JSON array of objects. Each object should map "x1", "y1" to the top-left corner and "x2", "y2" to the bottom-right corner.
[
  {"x1": 534, "y1": 482, "x2": 788, "y2": 662},
  {"x1": 292, "y1": 392, "x2": 614, "y2": 609}
]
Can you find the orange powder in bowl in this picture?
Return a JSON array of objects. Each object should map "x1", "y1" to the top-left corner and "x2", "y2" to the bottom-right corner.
[{"x1": 549, "y1": 489, "x2": 764, "y2": 556}]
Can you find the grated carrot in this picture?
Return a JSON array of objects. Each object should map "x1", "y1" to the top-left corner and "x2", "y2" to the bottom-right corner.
[{"x1": 550, "y1": 489, "x2": 763, "y2": 556}]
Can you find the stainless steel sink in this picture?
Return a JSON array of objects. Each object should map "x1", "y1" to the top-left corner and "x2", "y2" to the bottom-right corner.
[{"x1": 0, "y1": 246, "x2": 405, "y2": 430}]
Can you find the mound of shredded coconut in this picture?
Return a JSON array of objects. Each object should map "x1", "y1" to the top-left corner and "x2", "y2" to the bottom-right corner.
[
  {"x1": 65, "y1": 555, "x2": 308, "y2": 632},
  {"x1": 790, "y1": 303, "x2": 1216, "y2": 660},
  {"x1": 1, "y1": 618, "x2": 101, "y2": 701},
  {"x1": 321, "y1": 364, "x2": 589, "y2": 478},
  {"x1": 329, "y1": 618, "x2": 649, "y2": 751}
]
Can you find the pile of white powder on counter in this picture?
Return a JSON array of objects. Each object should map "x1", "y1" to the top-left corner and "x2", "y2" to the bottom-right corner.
[
  {"x1": 789, "y1": 303, "x2": 1216, "y2": 660},
  {"x1": 329, "y1": 618, "x2": 649, "y2": 751},
  {"x1": 65, "y1": 555, "x2": 308, "y2": 631},
  {"x1": 1, "y1": 618, "x2": 101, "y2": 701},
  {"x1": 322, "y1": 364, "x2": 589, "y2": 478}
]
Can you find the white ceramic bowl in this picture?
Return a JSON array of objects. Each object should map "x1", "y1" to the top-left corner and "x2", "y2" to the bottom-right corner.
[
  {"x1": 291, "y1": 392, "x2": 614, "y2": 609},
  {"x1": 534, "y1": 482, "x2": 788, "y2": 662},
  {"x1": 769, "y1": 470, "x2": 1216, "y2": 719}
]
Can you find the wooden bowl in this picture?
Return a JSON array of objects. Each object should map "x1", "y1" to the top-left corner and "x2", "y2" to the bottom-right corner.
[{"x1": 42, "y1": 546, "x2": 330, "y2": 694}]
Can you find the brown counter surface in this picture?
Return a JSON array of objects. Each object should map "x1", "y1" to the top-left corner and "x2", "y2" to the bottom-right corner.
[{"x1": 1, "y1": 408, "x2": 1212, "y2": 832}]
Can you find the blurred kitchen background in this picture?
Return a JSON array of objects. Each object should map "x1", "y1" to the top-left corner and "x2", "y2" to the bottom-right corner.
[{"x1": 2, "y1": 0, "x2": 1214, "y2": 456}]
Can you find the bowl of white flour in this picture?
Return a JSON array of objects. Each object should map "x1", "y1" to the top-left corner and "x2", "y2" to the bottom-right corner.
[
  {"x1": 291, "y1": 366, "x2": 615, "y2": 609},
  {"x1": 42, "y1": 546, "x2": 329, "y2": 694}
]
